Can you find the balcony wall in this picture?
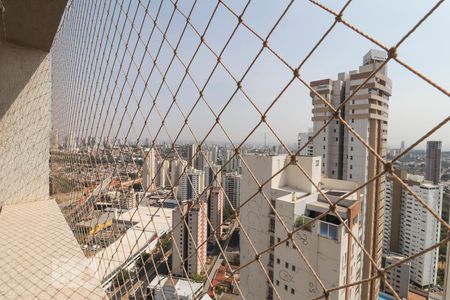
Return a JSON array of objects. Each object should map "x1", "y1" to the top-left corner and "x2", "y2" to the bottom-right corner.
[{"x1": 0, "y1": 42, "x2": 50, "y2": 205}]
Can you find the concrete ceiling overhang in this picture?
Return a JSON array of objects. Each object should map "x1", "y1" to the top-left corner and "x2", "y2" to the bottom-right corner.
[{"x1": 0, "y1": 0, "x2": 67, "y2": 52}]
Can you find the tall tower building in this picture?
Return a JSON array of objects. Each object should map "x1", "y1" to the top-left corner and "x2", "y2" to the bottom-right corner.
[
  {"x1": 297, "y1": 128, "x2": 313, "y2": 156},
  {"x1": 172, "y1": 200, "x2": 208, "y2": 277},
  {"x1": 186, "y1": 143, "x2": 197, "y2": 167},
  {"x1": 170, "y1": 159, "x2": 187, "y2": 186},
  {"x1": 221, "y1": 171, "x2": 241, "y2": 210},
  {"x1": 311, "y1": 49, "x2": 391, "y2": 299},
  {"x1": 200, "y1": 186, "x2": 223, "y2": 240},
  {"x1": 425, "y1": 141, "x2": 442, "y2": 184},
  {"x1": 211, "y1": 145, "x2": 219, "y2": 165},
  {"x1": 156, "y1": 159, "x2": 169, "y2": 188},
  {"x1": 143, "y1": 148, "x2": 156, "y2": 192},
  {"x1": 383, "y1": 254, "x2": 410, "y2": 298},
  {"x1": 384, "y1": 171, "x2": 443, "y2": 287},
  {"x1": 240, "y1": 155, "x2": 362, "y2": 300},
  {"x1": 178, "y1": 168, "x2": 205, "y2": 201},
  {"x1": 195, "y1": 149, "x2": 212, "y2": 171},
  {"x1": 204, "y1": 164, "x2": 221, "y2": 188}
]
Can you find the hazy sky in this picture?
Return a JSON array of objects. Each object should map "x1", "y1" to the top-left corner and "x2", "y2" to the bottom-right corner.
[{"x1": 53, "y1": 0, "x2": 449, "y2": 150}]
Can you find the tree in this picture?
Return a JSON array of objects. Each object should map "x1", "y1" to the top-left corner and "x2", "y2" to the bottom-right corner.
[
  {"x1": 114, "y1": 270, "x2": 130, "y2": 286},
  {"x1": 191, "y1": 273, "x2": 206, "y2": 283},
  {"x1": 136, "y1": 252, "x2": 150, "y2": 269}
]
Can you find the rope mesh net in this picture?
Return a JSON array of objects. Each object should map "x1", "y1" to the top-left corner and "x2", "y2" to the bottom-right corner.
[{"x1": 48, "y1": 0, "x2": 449, "y2": 299}]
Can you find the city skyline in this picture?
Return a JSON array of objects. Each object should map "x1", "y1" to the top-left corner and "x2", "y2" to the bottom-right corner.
[
  {"x1": 52, "y1": 0, "x2": 450, "y2": 151},
  {"x1": 2, "y1": 1, "x2": 449, "y2": 299}
]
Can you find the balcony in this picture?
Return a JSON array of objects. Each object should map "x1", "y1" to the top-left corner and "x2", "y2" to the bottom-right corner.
[{"x1": 294, "y1": 215, "x2": 347, "y2": 242}]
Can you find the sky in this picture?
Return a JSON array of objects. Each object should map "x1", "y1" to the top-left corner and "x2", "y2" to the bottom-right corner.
[{"x1": 52, "y1": 0, "x2": 450, "y2": 150}]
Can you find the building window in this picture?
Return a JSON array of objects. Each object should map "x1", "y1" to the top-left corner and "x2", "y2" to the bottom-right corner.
[
  {"x1": 276, "y1": 280, "x2": 279, "y2": 286},
  {"x1": 349, "y1": 174, "x2": 352, "y2": 179},
  {"x1": 335, "y1": 137, "x2": 338, "y2": 141},
  {"x1": 291, "y1": 288, "x2": 295, "y2": 295},
  {"x1": 284, "y1": 285, "x2": 288, "y2": 291},
  {"x1": 277, "y1": 258, "x2": 280, "y2": 264},
  {"x1": 292, "y1": 265, "x2": 296, "y2": 272},
  {"x1": 286, "y1": 241, "x2": 289, "y2": 247},
  {"x1": 351, "y1": 119, "x2": 354, "y2": 123},
  {"x1": 352, "y1": 109, "x2": 355, "y2": 114},
  {"x1": 285, "y1": 262, "x2": 289, "y2": 268},
  {"x1": 350, "y1": 165, "x2": 353, "y2": 170},
  {"x1": 351, "y1": 137, "x2": 354, "y2": 142}
]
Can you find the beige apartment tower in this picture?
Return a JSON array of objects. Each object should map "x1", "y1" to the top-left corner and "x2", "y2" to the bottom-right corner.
[
  {"x1": 240, "y1": 155, "x2": 363, "y2": 300},
  {"x1": 143, "y1": 148, "x2": 156, "y2": 192},
  {"x1": 171, "y1": 200, "x2": 208, "y2": 278},
  {"x1": 311, "y1": 49, "x2": 392, "y2": 300}
]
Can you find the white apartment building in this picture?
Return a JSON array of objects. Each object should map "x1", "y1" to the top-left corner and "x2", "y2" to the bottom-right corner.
[
  {"x1": 172, "y1": 200, "x2": 208, "y2": 277},
  {"x1": 195, "y1": 149, "x2": 212, "y2": 171},
  {"x1": 156, "y1": 159, "x2": 170, "y2": 188},
  {"x1": 297, "y1": 129, "x2": 313, "y2": 156},
  {"x1": 384, "y1": 172, "x2": 443, "y2": 288},
  {"x1": 204, "y1": 164, "x2": 221, "y2": 188},
  {"x1": 240, "y1": 154, "x2": 362, "y2": 300},
  {"x1": 178, "y1": 168, "x2": 205, "y2": 201},
  {"x1": 221, "y1": 171, "x2": 241, "y2": 209},
  {"x1": 311, "y1": 49, "x2": 391, "y2": 299},
  {"x1": 186, "y1": 144, "x2": 197, "y2": 167},
  {"x1": 383, "y1": 253, "x2": 410, "y2": 299},
  {"x1": 170, "y1": 159, "x2": 188, "y2": 186},
  {"x1": 143, "y1": 148, "x2": 156, "y2": 192},
  {"x1": 211, "y1": 145, "x2": 219, "y2": 165},
  {"x1": 200, "y1": 186, "x2": 223, "y2": 240}
]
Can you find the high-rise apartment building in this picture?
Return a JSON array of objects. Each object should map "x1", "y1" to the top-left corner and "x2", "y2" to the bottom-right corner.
[
  {"x1": 240, "y1": 155, "x2": 362, "y2": 300},
  {"x1": 384, "y1": 171, "x2": 443, "y2": 288},
  {"x1": 156, "y1": 159, "x2": 169, "y2": 188},
  {"x1": 143, "y1": 148, "x2": 156, "y2": 192},
  {"x1": 297, "y1": 129, "x2": 314, "y2": 156},
  {"x1": 211, "y1": 145, "x2": 219, "y2": 165},
  {"x1": 195, "y1": 149, "x2": 212, "y2": 171},
  {"x1": 200, "y1": 186, "x2": 223, "y2": 240},
  {"x1": 383, "y1": 254, "x2": 410, "y2": 299},
  {"x1": 186, "y1": 144, "x2": 197, "y2": 167},
  {"x1": 425, "y1": 141, "x2": 442, "y2": 184},
  {"x1": 204, "y1": 164, "x2": 221, "y2": 188},
  {"x1": 221, "y1": 172, "x2": 241, "y2": 209},
  {"x1": 178, "y1": 168, "x2": 205, "y2": 201},
  {"x1": 170, "y1": 159, "x2": 188, "y2": 186},
  {"x1": 220, "y1": 149, "x2": 240, "y2": 173},
  {"x1": 311, "y1": 49, "x2": 391, "y2": 299},
  {"x1": 172, "y1": 200, "x2": 208, "y2": 277}
]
